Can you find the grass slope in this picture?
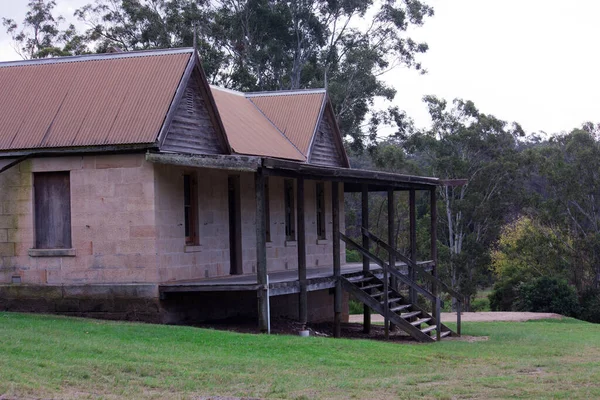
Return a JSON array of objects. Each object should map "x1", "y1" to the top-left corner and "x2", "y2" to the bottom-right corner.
[{"x1": 0, "y1": 312, "x2": 599, "y2": 399}]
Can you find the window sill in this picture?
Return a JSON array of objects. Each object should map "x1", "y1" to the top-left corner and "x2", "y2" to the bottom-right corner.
[
  {"x1": 28, "y1": 248, "x2": 76, "y2": 257},
  {"x1": 285, "y1": 240, "x2": 297, "y2": 247},
  {"x1": 266, "y1": 241, "x2": 273, "y2": 248},
  {"x1": 184, "y1": 245, "x2": 203, "y2": 253},
  {"x1": 316, "y1": 239, "x2": 329, "y2": 245}
]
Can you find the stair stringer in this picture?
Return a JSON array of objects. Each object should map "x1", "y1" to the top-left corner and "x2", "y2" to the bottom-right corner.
[{"x1": 341, "y1": 277, "x2": 435, "y2": 342}]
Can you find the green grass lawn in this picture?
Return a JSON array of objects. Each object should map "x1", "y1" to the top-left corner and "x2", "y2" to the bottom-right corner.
[{"x1": 1, "y1": 313, "x2": 599, "y2": 399}]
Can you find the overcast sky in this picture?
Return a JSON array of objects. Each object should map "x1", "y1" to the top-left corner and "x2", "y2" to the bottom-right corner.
[{"x1": 1, "y1": 0, "x2": 599, "y2": 135}]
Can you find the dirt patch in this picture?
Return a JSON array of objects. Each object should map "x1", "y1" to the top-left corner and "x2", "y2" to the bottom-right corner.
[
  {"x1": 196, "y1": 311, "x2": 562, "y2": 343},
  {"x1": 348, "y1": 311, "x2": 563, "y2": 324},
  {"x1": 200, "y1": 318, "x2": 421, "y2": 342}
]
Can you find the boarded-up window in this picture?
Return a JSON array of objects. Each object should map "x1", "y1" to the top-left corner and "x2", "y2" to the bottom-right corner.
[
  {"x1": 284, "y1": 179, "x2": 295, "y2": 241},
  {"x1": 316, "y1": 182, "x2": 326, "y2": 240},
  {"x1": 34, "y1": 172, "x2": 71, "y2": 249},
  {"x1": 184, "y1": 174, "x2": 198, "y2": 245}
]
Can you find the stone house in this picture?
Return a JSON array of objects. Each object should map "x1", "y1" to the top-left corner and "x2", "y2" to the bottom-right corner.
[{"x1": 0, "y1": 48, "x2": 460, "y2": 340}]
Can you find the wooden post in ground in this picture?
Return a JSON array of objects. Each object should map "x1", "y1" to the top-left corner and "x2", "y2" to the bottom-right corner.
[
  {"x1": 385, "y1": 189, "x2": 394, "y2": 339},
  {"x1": 430, "y1": 188, "x2": 439, "y2": 331},
  {"x1": 297, "y1": 177, "x2": 307, "y2": 325},
  {"x1": 332, "y1": 181, "x2": 342, "y2": 338},
  {"x1": 255, "y1": 169, "x2": 269, "y2": 333},
  {"x1": 361, "y1": 184, "x2": 371, "y2": 333},
  {"x1": 409, "y1": 189, "x2": 417, "y2": 304}
]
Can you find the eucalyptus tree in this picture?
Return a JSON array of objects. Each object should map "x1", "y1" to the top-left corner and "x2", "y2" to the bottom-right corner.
[
  {"x1": 402, "y1": 96, "x2": 526, "y2": 307},
  {"x1": 2, "y1": 0, "x2": 87, "y2": 59},
  {"x1": 532, "y1": 127, "x2": 600, "y2": 290}
]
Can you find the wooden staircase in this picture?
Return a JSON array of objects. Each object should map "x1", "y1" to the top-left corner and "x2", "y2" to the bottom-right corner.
[
  {"x1": 340, "y1": 230, "x2": 464, "y2": 343},
  {"x1": 341, "y1": 271, "x2": 453, "y2": 342}
]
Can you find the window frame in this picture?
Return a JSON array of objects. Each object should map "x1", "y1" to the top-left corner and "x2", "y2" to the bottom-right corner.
[
  {"x1": 33, "y1": 171, "x2": 72, "y2": 250},
  {"x1": 183, "y1": 173, "x2": 199, "y2": 246},
  {"x1": 284, "y1": 179, "x2": 296, "y2": 241},
  {"x1": 316, "y1": 182, "x2": 326, "y2": 240}
]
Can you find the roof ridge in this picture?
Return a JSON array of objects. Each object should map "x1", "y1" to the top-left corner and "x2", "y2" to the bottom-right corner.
[
  {"x1": 0, "y1": 47, "x2": 194, "y2": 69},
  {"x1": 246, "y1": 97, "x2": 306, "y2": 160},
  {"x1": 209, "y1": 85, "x2": 245, "y2": 96},
  {"x1": 245, "y1": 88, "x2": 326, "y2": 97}
]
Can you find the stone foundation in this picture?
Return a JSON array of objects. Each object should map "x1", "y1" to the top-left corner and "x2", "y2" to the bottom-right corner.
[
  {"x1": 1, "y1": 284, "x2": 350, "y2": 326},
  {"x1": 0, "y1": 284, "x2": 161, "y2": 323}
]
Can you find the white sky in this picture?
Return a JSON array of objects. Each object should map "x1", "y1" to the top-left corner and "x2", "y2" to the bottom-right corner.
[{"x1": 1, "y1": 0, "x2": 599, "y2": 134}]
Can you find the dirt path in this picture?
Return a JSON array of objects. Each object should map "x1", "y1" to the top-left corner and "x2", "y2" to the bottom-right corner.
[{"x1": 348, "y1": 311, "x2": 563, "y2": 323}]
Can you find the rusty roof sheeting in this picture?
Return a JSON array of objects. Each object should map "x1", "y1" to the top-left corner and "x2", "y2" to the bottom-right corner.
[
  {"x1": 210, "y1": 87, "x2": 305, "y2": 161},
  {"x1": 247, "y1": 90, "x2": 325, "y2": 155},
  {"x1": 0, "y1": 50, "x2": 191, "y2": 151}
]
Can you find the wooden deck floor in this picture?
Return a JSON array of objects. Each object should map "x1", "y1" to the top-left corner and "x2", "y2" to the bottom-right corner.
[{"x1": 158, "y1": 261, "x2": 429, "y2": 297}]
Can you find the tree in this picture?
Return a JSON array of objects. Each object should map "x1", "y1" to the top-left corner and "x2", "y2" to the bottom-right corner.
[
  {"x1": 2, "y1": 0, "x2": 87, "y2": 59},
  {"x1": 401, "y1": 96, "x2": 526, "y2": 309},
  {"x1": 532, "y1": 127, "x2": 600, "y2": 290}
]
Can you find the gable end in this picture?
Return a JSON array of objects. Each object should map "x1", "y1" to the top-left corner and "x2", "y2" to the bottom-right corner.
[
  {"x1": 162, "y1": 72, "x2": 227, "y2": 155},
  {"x1": 308, "y1": 104, "x2": 349, "y2": 168}
]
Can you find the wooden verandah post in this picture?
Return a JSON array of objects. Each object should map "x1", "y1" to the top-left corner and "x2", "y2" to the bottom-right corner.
[
  {"x1": 332, "y1": 181, "x2": 342, "y2": 338},
  {"x1": 255, "y1": 169, "x2": 269, "y2": 333},
  {"x1": 409, "y1": 189, "x2": 417, "y2": 304},
  {"x1": 385, "y1": 189, "x2": 394, "y2": 339},
  {"x1": 297, "y1": 177, "x2": 307, "y2": 325},
  {"x1": 430, "y1": 187, "x2": 441, "y2": 340},
  {"x1": 361, "y1": 184, "x2": 371, "y2": 333}
]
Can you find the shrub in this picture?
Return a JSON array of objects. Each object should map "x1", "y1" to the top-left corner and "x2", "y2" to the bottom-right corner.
[
  {"x1": 348, "y1": 299, "x2": 363, "y2": 315},
  {"x1": 489, "y1": 278, "x2": 520, "y2": 311},
  {"x1": 579, "y1": 288, "x2": 600, "y2": 323},
  {"x1": 471, "y1": 297, "x2": 490, "y2": 312},
  {"x1": 515, "y1": 276, "x2": 580, "y2": 317},
  {"x1": 346, "y1": 249, "x2": 361, "y2": 263}
]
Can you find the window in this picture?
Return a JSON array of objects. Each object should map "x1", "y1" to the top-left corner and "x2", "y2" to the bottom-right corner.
[
  {"x1": 183, "y1": 174, "x2": 198, "y2": 245},
  {"x1": 34, "y1": 172, "x2": 71, "y2": 249},
  {"x1": 284, "y1": 179, "x2": 295, "y2": 241},
  {"x1": 316, "y1": 182, "x2": 326, "y2": 240},
  {"x1": 265, "y1": 178, "x2": 271, "y2": 242}
]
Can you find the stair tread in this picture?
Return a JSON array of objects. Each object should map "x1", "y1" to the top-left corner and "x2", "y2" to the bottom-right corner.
[
  {"x1": 390, "y1": 304, "x2": 411, "y2": 312},
  {"x1": 347, "y1": 277, "x2": 373, "y2": 283},
  {"x1": 421, "y1": 325, "x2": 438, "y2": 334},
  {"x1": 381, "y1": 297, "x2": 402, "y2": 304},
  {"x1": 410, "y1": 318, "x2": 431, "y2": 326},
  {"x1": 432, "y1": 330, "x2": 453, "y2": 341},
  {"x1": 400, "y1": 311, "x2": 421, "y2": 319},
  {"x1": 361, "y1": 284, "x2": 383, "y2": 290},
  {"x1": 370, "y1": 291, "x2": 392, "y2": 297}
]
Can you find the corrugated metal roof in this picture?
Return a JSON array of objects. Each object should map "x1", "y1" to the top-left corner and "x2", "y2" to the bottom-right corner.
[
  {"x1": 210, "y1": 87, "x2": 305, "y2": 161},
  {"x1": 248, "y1": 90, "x2": 325, "y2": 155},
  {"x1": 0, "y1": 49, "x2": 191, "y2": 151}
]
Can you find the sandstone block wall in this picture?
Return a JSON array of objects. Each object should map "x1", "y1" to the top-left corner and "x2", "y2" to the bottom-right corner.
[
  {"x1": 154, "y1": 166, "x2": 346, "y2": 282},
  {"x1": 0, "y1": 154, "x2": 158, "y2": 285}
]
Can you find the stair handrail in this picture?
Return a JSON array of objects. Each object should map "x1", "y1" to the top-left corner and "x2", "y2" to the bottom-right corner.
[
  {"x1": 361, "y1": 228, "x2": 464, "y2": 304},
  {"x1": 340, "y1": 233, "x2": 436, "y2": 302},
  {"x1": 361, "y1": 228, "x2": 463, "y2": 337}
]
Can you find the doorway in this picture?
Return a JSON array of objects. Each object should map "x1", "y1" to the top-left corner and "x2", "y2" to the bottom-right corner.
[{"x1": 228, "y1": 175, "x2": 243, "y2": 275}]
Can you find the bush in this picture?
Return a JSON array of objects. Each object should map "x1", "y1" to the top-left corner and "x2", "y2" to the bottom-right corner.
[
  {"x1": 349, "y1": 299, "x2": 363, "y2": 315},
  {"x1": 579, "y1": 288, "x2": 600, "y2": 323},
  {"x1": 489, "y1": 278, "x2": 520, "y2": 311},
  {"x1": 346, "y1": 249, "x2": 361, "y2": 263},
  {"x1": 515, "y1": 276, "x2": 580, "y2": 317},
  {"x1": 471, "y1": 297, "x2": 490, "y2": 312}
]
